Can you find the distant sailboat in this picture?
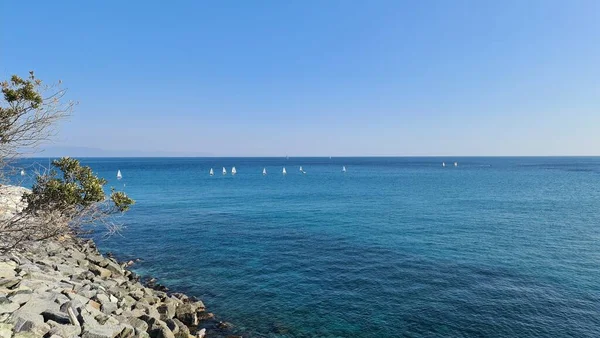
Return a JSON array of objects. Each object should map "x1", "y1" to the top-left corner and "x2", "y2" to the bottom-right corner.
[
  {"x1": 209, "y1": 168, "x2": 214, "y2": 176},
  {"x1": 222, "y1": 167, "x2": 227, "y2": 175},
  {"x1": 117, "y1": 170, "x2": 122, "y2": 180},
  {"x1": 20, "y1": 169, "x2": 25, "y2": 176},
  {"x1": 263, "y1": 168, "x2": 267, "y2": 175},
  {"x1": 300, "y1": 166, "x2": 306, "y2": 174},
  {"x1": 283, "y1": 167, "x2": 287, "y2": 175},
  {"x1": 454, "y1": 162, "x2": 458, "y2": 167},
  {"x1": 342, "y1": 166, "x2": 346, "y2": 173},
  {"x1": 299, "y1": 166, "x2": 303, "y2": 172},
  {"x1": 232, "y1": 167, "x2": 237, "y2": 175},
  {"x1": 442, "y1": 162, "x2": 446, "y2": 167}
]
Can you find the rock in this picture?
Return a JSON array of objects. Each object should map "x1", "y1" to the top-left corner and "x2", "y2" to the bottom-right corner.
[
  {"x1": 11, "y1": 315, "x2": 50, "y2": 336},
  {"x1": 216, "y1": 321, "x2": 233, "y2": 330},
  {"x1": 0, "y1": 262, "x2": 16, "y2": 279},
  {"x1": 0, "y1": 323, "x2": 13, "y2": 338},
  {"x1": 171, "y1": 318, "x2": 190, "y2": 338},
  {"x1": 126, "y1": 317, "x2": 148, "y2": 333},
  {"x1": 164, "y1": 319, "x2": 179, "y2": 334},
  {"x1": 118, "y1": 295, "x2": 136, "y2": 310},
  {"x1": 197, "y1": 312, "x2": 214, "y2": 321},
  {"x1": 129, "y1": 289, "x2": 144, "y2": 301},
  {"x1": 175, "y1": 303, "x2": 198, "y2": 326},
  {"x1": 103, "y1": 260, "x2": 123, "y2": 276},
  {"x1": 42, "y1": 309, "x2": 71, "y2": 324},
  {"x1": 196, "y1": 328, "x2": 206, "y2": 338},
  {"x1": 0, "y1": 302, "x2": 19, "y2": 314},
  {"x1": 116, "y1": 324, "x2": 135, "y2": 338},
  {"x1": 0, "y1": 278, "x2": 20, "y2": 289},
  {"x1": 67, "y1": 306, "x2": 80, "y2": 326},
  {"x1": 60, "y1": 299, "x2": 84, "y2": 315},
  {"x1": 86, "y1": 255, "x2": 106, "y2": 267},
  {"x1": 95, "y1": 293, "x2": 110, "y2": 304},
  {"x1": 89, "y1": 265, "x2": 111, "y2": 279},
  {"x1": 148, "y1": 319, "x2": 175, "y2": 338},
  {"x1": 85, "y1": 299, "x2": 100, "y2": 312},
  {"x1": 157, "y1": 302, "x2": 176, "y2": 321},
  {"x1": 81, "y1": 323, "x2": 124, "y2": 338},
  {"x1": 193, "y1": 301, "x2": 205, "y2": 311},
  {"x1": 7, "y1": 293, "x2": 30, "y2": 306},
  {"x1": 170, "y1": 293, "x2": 189, "y2": 303},
  {"x1": 12, "y1": 333, "x2": 40, "y2": 338},
  {"x1": 46, "y1": 320, "x2": 82, "y2": 338},
  {"x1": 142, "y1": 295, "x2": 159, "y2": 305},
  {"x1": 101, "y1": 301, "x2": 118, "y2": 315},
  {"x1": 8, "y1": 285, "x2": 31, "y2": 295},
  {"x1": 65, "y1": 291, "x2": 90, "y2": 306}
]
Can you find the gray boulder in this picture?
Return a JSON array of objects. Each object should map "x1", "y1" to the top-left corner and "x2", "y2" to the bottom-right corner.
[
  {"x1": 0, "y1": 301, "x2": 19, "y2": 315},
  {"x1": 42, "y1": 308, "x2": 71, "y2": 324},
  {"x1": 0, "y1": 278, "x2": 20, "y2": 289},
  {"x1": 148, "y1": 319, "x2": 175, "y2": 338},
  {"x1": 46, "y1": 320, "x2": 82, "y2": 338},
  {"x1": 0, "y1": 323, "x2": 13, "y2": 338},
  {"x1": 157, "y1": 302, "x2": 176, "y2": 321},
  {"x1": 175, "y1": 303, "x2": 198, "y2": 327}
]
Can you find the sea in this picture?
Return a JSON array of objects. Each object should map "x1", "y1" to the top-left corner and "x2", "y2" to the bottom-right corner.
[{"x1": 12, "y1": 157, "x2": 600, "y2": 337}]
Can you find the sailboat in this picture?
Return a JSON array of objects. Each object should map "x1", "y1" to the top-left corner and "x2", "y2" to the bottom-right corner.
[
  {"x1": 263, "y1": 168, "x2": 267, "y2": 175},
  {"x1": 222, "y1": 167, "x2": 227, "y2": 175},
  {"x1": 117, "y1": 170, "x2": 122, "y2": 180},
  {"x1": 442, "y1": 162, "x2": 446, "y2": 167},
  {"x1": 342, "y1": 166, "x2": 346, "y2": 173},
  {"x1": 209, "y1": 168, "x2": 214, "y2": 176},
  {"x1": 454, "y1": 162, "x2": 458, "y2": 167},
  {"x1": 283, "y1": 167, "x2": 287, "y2": 175},
  {"x1": 20, "y1": 169, "x2": 25, "y2": 176},
  {"x1": 232, "y1": 167, "x2": 237, "y2": 175},
  {"x1": 299, "y1": 166, "x2": 306, "y2": 174}
]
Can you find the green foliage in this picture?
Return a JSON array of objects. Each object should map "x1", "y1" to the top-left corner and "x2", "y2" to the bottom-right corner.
[
  {"x1": 24, "y1": 157, "x2": 134, "y2": 215},
  {"x1": 0, "y1": 72, "x2": 43, "y2": 143}
]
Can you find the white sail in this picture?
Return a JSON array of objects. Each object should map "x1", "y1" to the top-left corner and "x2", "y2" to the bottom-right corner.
[
  {"x1": 222, "y1": 167, "x2": 227, "y2": 175},
  {"x1": 283, "y1": 167, "x2": 287, "y2": 175},
  {"x1": 232, "y1": 167, "x2": 237, "y2": 175},
  {"x1": 442, "y1": 162, "x2": 446, "y2": 167},
  {"x1": 263, "y1": 168, "x2": 267, "y2": 175},
  {"x1": 299, "y1": 166, "x2": 303, "y2": 172},
  {"x1": 210, "y1": 168, "x2": 214, "y2": 176},
  {"x1": 117, "y1": 170, "x2": 122, "y2": 180},
  {"x1": 20, "y1": 169, "x2": 25, "y2": 176},
  {"x1": 342, "y1": 166, "x2": 346, "y2": 173},
  {"x1": 454, "y1": 162, "x2": 458, "y2": 167}
]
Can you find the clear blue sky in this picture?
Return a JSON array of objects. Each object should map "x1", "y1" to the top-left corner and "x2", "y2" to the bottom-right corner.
[{"x1": 2, "y1": 0, "x2": 599, "y2": 156}]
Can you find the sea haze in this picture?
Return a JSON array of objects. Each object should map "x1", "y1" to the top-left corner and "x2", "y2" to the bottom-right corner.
[{"x1": 15, "y1": 157, "x2": 600, "y2": 337}]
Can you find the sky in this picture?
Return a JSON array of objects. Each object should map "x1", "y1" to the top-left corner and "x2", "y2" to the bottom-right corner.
[{"x1": 1, "y1": 0, "x2": 599, "y2": 156}]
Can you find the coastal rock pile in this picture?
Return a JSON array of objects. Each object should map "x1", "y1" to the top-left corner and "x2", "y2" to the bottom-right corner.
[
  {"x1": 0, "y1": 185, "x2": 235, "y2": 338},
  {"x1": 0, "y1": 239, "x2": 222, "y2": 338},
  {"x1": 0, "y1": 186, "x2": 29, "y2": 219}
]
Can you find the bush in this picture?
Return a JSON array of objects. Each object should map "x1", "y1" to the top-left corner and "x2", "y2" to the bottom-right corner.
[{"x1": 0, "y1": 72, "x2": 134, "y2": 252}]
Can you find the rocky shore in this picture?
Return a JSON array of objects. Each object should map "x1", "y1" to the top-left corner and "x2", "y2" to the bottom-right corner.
[{"x1": 0, "y1": 186, "x2": 237, "y2": 338}]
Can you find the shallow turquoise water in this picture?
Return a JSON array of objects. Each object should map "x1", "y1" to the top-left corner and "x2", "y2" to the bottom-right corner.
[{"x1": 16, "y1": 157, "x2": 600, "y2": 337}]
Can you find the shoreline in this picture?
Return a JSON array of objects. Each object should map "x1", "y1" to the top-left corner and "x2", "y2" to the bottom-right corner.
[
  {"x1": 0, "y1": 185, "x2": 239, "y2": 338},
  {"x1": 0, "y1": 236, "x2": 239, "y2": 338}
]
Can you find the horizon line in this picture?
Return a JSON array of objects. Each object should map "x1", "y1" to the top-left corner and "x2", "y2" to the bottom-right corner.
[{"x1": 21, "y1": 155, "x2": 600, "y2": 159}]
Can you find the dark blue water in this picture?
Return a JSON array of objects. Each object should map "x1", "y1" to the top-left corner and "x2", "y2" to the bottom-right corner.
[{"x1": 14, "y1": 157, "x2": 600, "y2": 337}]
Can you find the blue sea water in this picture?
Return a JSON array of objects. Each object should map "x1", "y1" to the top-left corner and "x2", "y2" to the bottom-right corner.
[{"x1": 14, "y1": 157, "x2": 600, "y2": 337}]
